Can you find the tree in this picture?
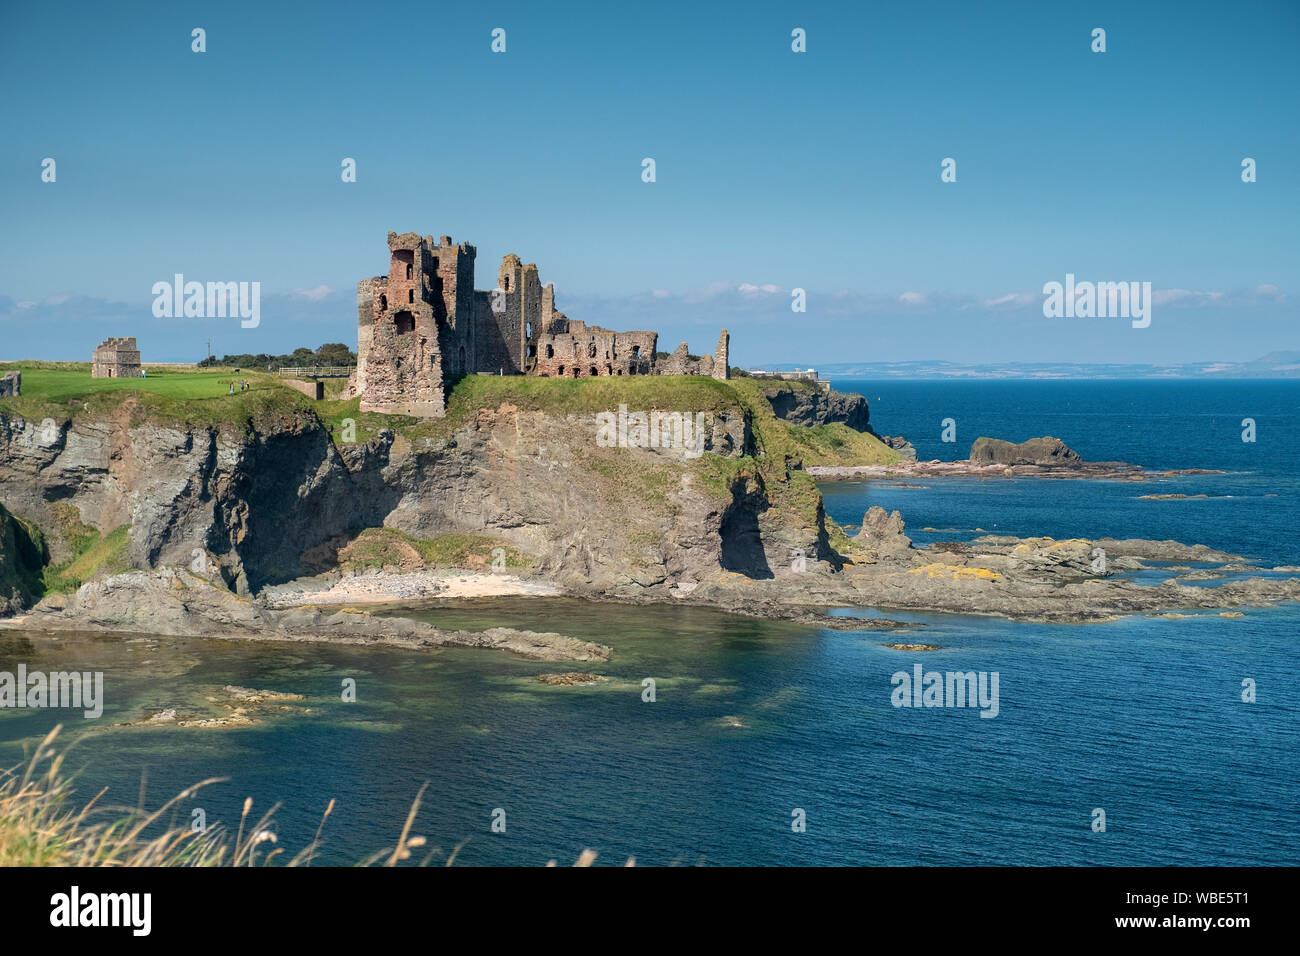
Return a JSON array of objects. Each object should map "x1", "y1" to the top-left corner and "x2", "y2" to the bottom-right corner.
[{"x1": 315, "y1": 342, "x2": 356, "y2": 366}]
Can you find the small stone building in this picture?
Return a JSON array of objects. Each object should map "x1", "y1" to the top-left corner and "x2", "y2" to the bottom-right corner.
[
  {"x1": 0, "y1": 371, "x2": 19, "y2": 397},
  {"x1": 92, "y1": 337, "x2": 142, "y2": 378}
]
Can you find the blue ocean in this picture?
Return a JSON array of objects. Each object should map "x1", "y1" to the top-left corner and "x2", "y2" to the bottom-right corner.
[{"x1": 1, "y1": 380, "x2": 1297, "y2": 865}]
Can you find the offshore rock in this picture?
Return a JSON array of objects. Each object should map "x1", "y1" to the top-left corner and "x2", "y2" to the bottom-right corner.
[{"x1": 968, "y1": 436, "x2": 1082, "y2": 466}]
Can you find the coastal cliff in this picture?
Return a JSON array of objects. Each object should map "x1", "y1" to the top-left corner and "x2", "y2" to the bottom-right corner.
[
  {"x1": 4, "y1": 370, "x2": 1299, "y2": 636},
  {"x1": 0, "y1": 373, "x2": 897, "y2": 612},
  {"x1": 760, "y1": 382, "x2": 869, "y2": 430}
]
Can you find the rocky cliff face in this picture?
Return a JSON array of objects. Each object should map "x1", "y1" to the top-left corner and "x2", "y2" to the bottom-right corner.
[
  {"x1": 761, "y1": 383, "x2": 870, "y2": 431},
  {"x1": 0, "y1": 501, "x2": 45, "y2": 615},
  {"x1": 0, "y1": 398, "x2": 836, "y2": 607},
  {"x1": 761, "y1": 383, "x2": 916, "y2": 459},
  {"x1": 0, "y1": 406, "x2": 387, "y2": 594}
]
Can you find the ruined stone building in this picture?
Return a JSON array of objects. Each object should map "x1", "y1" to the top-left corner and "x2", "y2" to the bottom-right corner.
[
  {"x1": 91, "y1": 337, "x2": 142, "y2": 378},
  {"x1": 0, "y1": 371, "x2": 19, "y2": 397},
  {"x1": 355, "y1": 231, "x2": 729, "y2": 417}
]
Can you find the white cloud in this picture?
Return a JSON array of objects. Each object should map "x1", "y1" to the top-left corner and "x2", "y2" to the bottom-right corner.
[
  {"x1": 1152, "y1": 288, "x2": 1223, "y2": 307},
  {"x1": 292, "y1": 285, "x2": 334, "y2": 301},
  {"x1": 899, "y1": 291, "x2": 927, "y2": 305},
  {"x1": 983, "y1": 292, "x2": 1038, "y2": 309}
]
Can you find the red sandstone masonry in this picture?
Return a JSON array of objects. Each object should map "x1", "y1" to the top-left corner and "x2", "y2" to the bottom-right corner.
[{"x1": 356, "y1": 230, "x2": 729, "y2": 416}]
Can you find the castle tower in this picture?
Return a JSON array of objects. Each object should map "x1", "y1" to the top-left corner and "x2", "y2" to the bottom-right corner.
[
  {"x1": 713, "y1": 329, "x2": 730, "y2": 380},
  {"x1": 492, "y1": 255, "x2": 541, "y2": 373},
  {"x1": 355, "y1": 230, "x2": 717, "y2": 412},
  {"x1": 357, "y1": 232, "x2": 477, "y2": 417}
]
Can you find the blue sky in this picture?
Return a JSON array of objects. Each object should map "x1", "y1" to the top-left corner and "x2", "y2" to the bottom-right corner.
[{"x1": 1, "y1": 0, "x2": 1295, "y2": 365}]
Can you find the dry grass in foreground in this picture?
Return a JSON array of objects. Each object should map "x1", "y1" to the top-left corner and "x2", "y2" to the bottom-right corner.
[{"x1": 0, "y1": 727, "x2": 630, "y2": 867}]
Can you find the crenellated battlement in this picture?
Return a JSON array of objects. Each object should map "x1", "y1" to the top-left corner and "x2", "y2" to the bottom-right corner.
[{"x1": 92, "y1": 337, "x2": 142, "y2": 379}]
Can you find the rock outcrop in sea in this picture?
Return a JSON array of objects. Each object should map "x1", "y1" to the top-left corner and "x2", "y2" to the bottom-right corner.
[{"x1": 968, "y1": 436, "x2": 1082, "y2": 466}]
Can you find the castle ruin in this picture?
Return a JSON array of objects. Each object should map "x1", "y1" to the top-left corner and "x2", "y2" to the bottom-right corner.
[
  {"x1": 355, "y1": 231, "x2": 729, "y2": 417},
  {"x1": 92, "y1": 337, "x2": 142, "y2": 379}
]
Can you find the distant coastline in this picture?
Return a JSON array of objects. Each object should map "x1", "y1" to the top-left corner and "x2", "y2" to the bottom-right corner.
[{"x1": 757, "y1": 352, "x2": 1300, "y2": 381}]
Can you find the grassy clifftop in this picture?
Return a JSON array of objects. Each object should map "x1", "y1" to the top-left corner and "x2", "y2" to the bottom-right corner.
[
  {"x1": 314, "y1": 373, "x2": 899, "y2": 468},
  {"x1": 0, "y1": 363, "x2": 313, "y2": 432},
  {"x1": 0, "y1": 363, "x2": 897, "y2": 469}
]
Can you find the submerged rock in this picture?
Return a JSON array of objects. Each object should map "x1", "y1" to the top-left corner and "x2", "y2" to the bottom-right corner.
[
  {"x1": 222, "y1": 685, "x2": 305, "y2": 703},
  {"x1": 535, "y1": 672, "x2": 609, "y2": 686}
]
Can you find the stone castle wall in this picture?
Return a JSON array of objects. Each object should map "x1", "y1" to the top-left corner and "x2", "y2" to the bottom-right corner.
[
  {"x1": 357, "y1": 231, "x2": 730, "y2": 415},
  {"x1": 531, "y1": 321, "x2": 657, "y2": 377}
]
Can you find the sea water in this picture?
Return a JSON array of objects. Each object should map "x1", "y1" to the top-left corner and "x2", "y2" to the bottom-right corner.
[{"x1": 1, "y1": 380, "x2": 1296, "y2": 865}]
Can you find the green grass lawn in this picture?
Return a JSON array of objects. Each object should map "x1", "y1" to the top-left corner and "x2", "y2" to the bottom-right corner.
[
  {"x1": 1, "y1": 362, "x2": 899, "y2": 469},
  {"x1": 0, "y1": 363, "x2": 314, "y2": 428},
  {"x1": 7, "y1": 366, "x2": 242, "y2": 402}
]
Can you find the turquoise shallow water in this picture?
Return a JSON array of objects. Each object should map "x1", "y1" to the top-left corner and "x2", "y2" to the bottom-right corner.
[{"x1": 1, "y1": 381, "x2": 1297, "y2": 865}]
